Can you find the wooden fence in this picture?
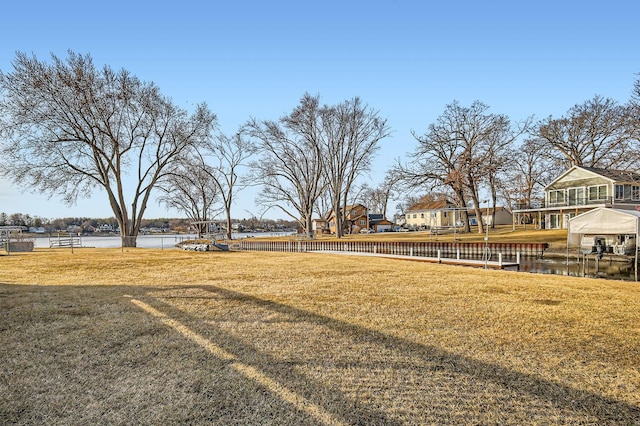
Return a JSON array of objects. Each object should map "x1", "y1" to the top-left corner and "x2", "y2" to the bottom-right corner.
[
  {"x1": 237, "y1": 240, "x2": 548, "y2": 258},
  {"x1": 49, "y1": 235, "x2": 82, "y2": 248}
]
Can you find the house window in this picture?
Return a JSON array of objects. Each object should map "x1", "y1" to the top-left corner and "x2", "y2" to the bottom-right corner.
[
  {"x1": 359, "y1": 219, "x2": 366, "y2": 225},
  {"x1": 548, "y1": 190, "x2": 565, "y2": 206},
  {"x1": 615, "y1": 185, "x2": 624, "y2": 200},
  {"x1": 633, "y1": 186, "x2": 640, "y2": 201},
  {"x1": 420, "y1": 213, "x2": 424, "y2": 218},
  {"x1": 568, "y1": 187, "x2": 585, "y2": 206},
  {"x1": 588, "y1": 185, "x2": 607, "y2": 201},
  {"x1": 548, "y1": 214, "x2": 560, "y2": 229},
  {"x1": 443, "y1": 212, "x2": 447, "y2": 217},
  {"x1": 413, "y1": 214, "x2": 417, "y2": 219}
]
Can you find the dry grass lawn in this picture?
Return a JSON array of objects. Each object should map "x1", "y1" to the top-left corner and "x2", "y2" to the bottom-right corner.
[
  {"x1": 269, "y1": 226, "x2": 570, "y2": 251},
  {"x1": 323, "y1": 226, "x2": 567, "y2": 242},
  {"x1": 1, "y1": 248, "x2": 639, "y2": 425}
]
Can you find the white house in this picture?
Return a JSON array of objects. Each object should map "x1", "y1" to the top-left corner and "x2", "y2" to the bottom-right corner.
[
  {"x1": 513, "y1": 166, "x2": 640, "y2": 229},
  {"x1": 405, "y1": 200, "x2": 458, "y2": 230}
]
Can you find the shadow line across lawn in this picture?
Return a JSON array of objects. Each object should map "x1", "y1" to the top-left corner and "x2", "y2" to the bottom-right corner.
[{"x1": 135, "y1": 285, "x2": 640, "y2": 425}]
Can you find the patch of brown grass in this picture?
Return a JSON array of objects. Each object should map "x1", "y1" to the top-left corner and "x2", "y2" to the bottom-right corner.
[
  {"x1": 1, "y1": 248, "x2": 639, "y2": 424},
  {"x1": 261, "y1": 226, "x2": 569, "y2": 249}
]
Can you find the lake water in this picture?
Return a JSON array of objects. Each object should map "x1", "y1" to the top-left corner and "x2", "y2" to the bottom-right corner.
[
  {"x1": 34, "y1": 232, "x2": 293, "y2": 249},
  {"x1": 518, "y1": 256, "x2": 638, "y2": 282}
]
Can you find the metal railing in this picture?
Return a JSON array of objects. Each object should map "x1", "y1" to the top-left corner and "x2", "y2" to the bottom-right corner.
[{"x1": 545, "y1": 196, "x2": 615, "y2": 208}]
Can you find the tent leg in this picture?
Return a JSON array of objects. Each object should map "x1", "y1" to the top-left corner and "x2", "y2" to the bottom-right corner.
[
  {"x1": 635, "y1": 232, "x2": 638, "y2": 282},
  {"x1": 635, "y1": 246, "x2": 638, "y2": 282}
]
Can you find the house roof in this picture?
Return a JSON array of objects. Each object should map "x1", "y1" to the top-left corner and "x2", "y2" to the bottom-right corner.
[
  {"x1": 467, "y1": 206, "x2": 510, "y2": 216},
  {"x1": 547, "y1": 165, "x2": 640, "y2": 189},
  {"x1": 580, "y1": 167, "x2": 640, "y2": 184},
  {"x1": 406, "y1": 200, "x2": 454, "y2": 212},
  {"x1": 326, "y1": 203, "x2": 368, "y2": 220},
  {"x1": 370, "y1": 218, "x2": 393, "y2": 226}
]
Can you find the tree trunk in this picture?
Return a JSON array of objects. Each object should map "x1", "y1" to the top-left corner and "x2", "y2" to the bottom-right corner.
[
  {"x1": 455, "y1": 189, "x2": 471, "y2": 233},
  {"x1": 459, "y1": 209, "x2": 470, "y2": 233},
  {"x1": 115, "y1": 216, "x2": 138, "y2": 247},
  {"x1": 305, "y1": 215, "x2": 313, "y2": 238},
  {"x1": 473, "y1": 206, "x2": 485, "y2": 234},
  {"x1": 225, "y1": 209, "x2": 232, "y2": 240},
  {"x1": 490, "y1": 179, "x2": 498, "y2": 229},
  {"x1": 121, "y1": 235, "x2": 137, "y2": 247},
  {"x1": 469, "y1": 188, "x2": 485, "y2": 234},
  {"x1": 333, "y1": 199, "x2": 343, "y2": 238}
]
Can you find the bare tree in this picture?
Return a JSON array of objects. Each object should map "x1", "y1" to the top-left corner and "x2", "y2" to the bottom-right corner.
[
  {"x1": 498, "y1": 138, "x2": 553, "y2": 225},
  {"x1": 535, "y1": 95, "x2": 638, "y2": 171},
  {"x1": 632, "y1": 74, "x2": 640, "y2": 105},
  {"x1": 157, "y1": 161, "x2": 221, "y2": 238},
  {"x1": 315, "y1": 188, "x2": 334, "y2": 221},
  {"x1": 0, "y1": 51, "x2": 216, "y2": 246},
  {"x1": 197, "y1": 132, "x2": 256, "y2": 239},
  {"x1": 322, "y1": 97, "x2": 391, "y2": 238},
  {"x1": 483, "y1": 115, "x2": 531, "y2": 228},
  {"x1": 245, "y1": 94, "x2": 326, "y2": 235},
  {"x1": 358, "y1": 183, "x2": 385, "y2": 215},
  {"x1": 396, "y1": 101, "x2": 522, "y2": 233},
  {"x1": 358, "y1": 172, "x2": 398, "y2": 218},
  {"x1": 630, "y1": 75, "x2": 640, "y2": 142},
  {"x1": 393, "y1": 144, "x2": 471, "y2": 233},
  {"x1": 395, "y1": 102, "x2": 476, "y2": 232}
]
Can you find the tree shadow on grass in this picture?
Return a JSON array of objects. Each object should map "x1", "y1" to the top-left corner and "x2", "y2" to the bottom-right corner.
[
  {"x1": 2, "y1": 283, "x2": 639, "y2": 424},
  {"x1": 0, "y1": 283, "x2": 398, "y2": 425},
  {"x1": 139, "y1": 284, "x2": 640, "y2": 425}
]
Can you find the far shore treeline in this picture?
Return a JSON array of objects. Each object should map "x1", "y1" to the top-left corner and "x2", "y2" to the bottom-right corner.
[{"x1": 0, "y1": 213, "x2": 297, "y2": 234}]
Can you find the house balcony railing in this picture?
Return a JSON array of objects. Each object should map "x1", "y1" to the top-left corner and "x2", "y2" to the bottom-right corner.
[
  {"x1": 543, "y1": 196, "x2": 640, "y2": 208},
  {"x1": 515, "y1": 197, "x2": 634, "y2": 210},
  {"x1": 515, "y1": 201, "x2": 544, "y2": 210}
]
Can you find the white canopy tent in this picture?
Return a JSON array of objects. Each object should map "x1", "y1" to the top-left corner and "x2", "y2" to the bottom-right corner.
[
  {"x1": 567, "y1": 207, "x2": 640, "y2": 280},
  {"x1": 567, "y1": 208, "x2": 640, "y2": 247}
]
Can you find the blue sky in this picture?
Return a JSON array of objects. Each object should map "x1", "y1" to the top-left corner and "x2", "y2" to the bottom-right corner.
[{"x1": 1, "y1": 0, "x2": 638, "y2": 221}]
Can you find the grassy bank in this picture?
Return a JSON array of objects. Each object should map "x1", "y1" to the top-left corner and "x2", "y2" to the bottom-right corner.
[
  {"x1": 1, "y1": 249, "x2": 638, "y2": 424},
  {"x1": 259, "y1": 226, "x2": 569, "y2": 250}
]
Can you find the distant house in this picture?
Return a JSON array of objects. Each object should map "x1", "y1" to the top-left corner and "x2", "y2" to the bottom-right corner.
[
  {"x1": 368, "y1": 214, "x2": 393, "y2": 232},
  {"x1": 66, "y1": 225, "x2": 82, "y2": 234},
  {"x1": 405, "y1": 200, "x2": 458, "y2": 230},
  {"x1": 231, "y1": 223, "x2": 245, "y2": 232},
  {"x1": 327, "y1": 203, "x2": 369, "y2": 234},
  {"x1": 98, "y1": 223, "x2": 114, "y2": 233},
  {"x1": 28, "y1": 226, "x2": 46, "y2": 234},
  {"x1": 513, "y1": 165, "x2": 640, "y2": 229},
  {"x1": 312, "y1": 218, "x2": 329, "y2": 235},
  {"x1": 467, "y1": 207, "x2": 513, "y2": 226}
]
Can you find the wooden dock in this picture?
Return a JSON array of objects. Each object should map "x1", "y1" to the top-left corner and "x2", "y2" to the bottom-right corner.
[{"x1": 312, "y1": 250, "x2": 520, "y2": 270}]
